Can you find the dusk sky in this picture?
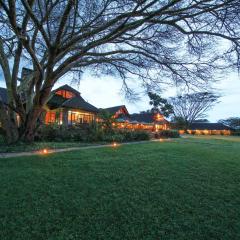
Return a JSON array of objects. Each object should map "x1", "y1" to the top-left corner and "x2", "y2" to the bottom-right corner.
[
  {"x1": 56, "y1": 70, "x2": 240, "y2": 122},
  {"x1": 0, "y1": 70, "x2": 239, "y2": 122}
]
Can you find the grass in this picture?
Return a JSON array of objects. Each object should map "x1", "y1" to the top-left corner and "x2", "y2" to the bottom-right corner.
[{"x1": 0, "y1": 136, "x2": 240, "y2": 239}]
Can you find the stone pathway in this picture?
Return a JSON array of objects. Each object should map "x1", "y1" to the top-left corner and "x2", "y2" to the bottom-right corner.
[{"x1": 0, "y1": 139, "x2": 171, "y2": 159}]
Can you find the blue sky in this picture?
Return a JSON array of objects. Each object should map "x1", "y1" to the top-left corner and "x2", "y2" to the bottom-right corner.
[
  {"x1": 0, "y1": 71, "x2": 239, "y2": 122},
  {"x1": 58, "y1": 71, "x2": 240, "y2": 122}
]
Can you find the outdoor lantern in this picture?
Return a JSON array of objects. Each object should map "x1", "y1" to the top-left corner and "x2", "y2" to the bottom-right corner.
[{"x1": 43, "y1": 149, "x2": 48, "y2": 154}]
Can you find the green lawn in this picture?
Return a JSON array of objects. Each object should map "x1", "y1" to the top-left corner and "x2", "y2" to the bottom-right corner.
[{"x1": 1, "y1": 137, "x2": 240, "y2": 239}]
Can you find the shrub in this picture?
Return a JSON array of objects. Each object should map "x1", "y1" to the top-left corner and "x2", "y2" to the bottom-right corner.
[
  {"x1": 100, "y1": 130, "x2": 150, "y2": 143},
  {"x1": 155, "y1": 130, "x2": 180, "y2": 139},
  {"x1": 116, "y1": 130, "x2": 149, "y2": 142},
  {"x1": 131, "y1": 131, "x2": 150, "y2": 141},
  {"x1": 231, "y1": 131, "x2": 240, "y2": 136},
  {"x1": 36, "y1": 124, "x2": 86, "y2": 142},
  {"x1": 0, "y1": 127, "x2": 5, "y2": 136},
  {"x1": 36, "y1": 124, "x2": 151, "y2": 143},
  {"x1": 0, "y1": 132, "x2": 4, "y2": 144},
  {"x1": 102, "y1": 133, "x2": 124, "y2": 143}
]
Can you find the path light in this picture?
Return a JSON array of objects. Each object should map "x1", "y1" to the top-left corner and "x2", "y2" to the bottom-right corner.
[
  {"x1": 43, "y1": 149, "x2": 48, "y2": 154},
  {"x1": 112, "y1": 142, "x2": 117, "y2": 147}
]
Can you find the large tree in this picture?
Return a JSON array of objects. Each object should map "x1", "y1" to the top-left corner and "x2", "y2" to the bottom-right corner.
[
  {"x1": 218, "y1": 117, "x2": 240, "y2": 129},
  {"x1": 170, "y1": 92, "x2": 220, "y2": 128},
  {"x1": 0, "y1": 0, "x2": 240, "y2": 143}
]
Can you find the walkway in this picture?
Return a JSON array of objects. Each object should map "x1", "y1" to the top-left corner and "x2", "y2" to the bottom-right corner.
[{"x1": 0, "y1": 139, "x2": 170, "y2": 159}]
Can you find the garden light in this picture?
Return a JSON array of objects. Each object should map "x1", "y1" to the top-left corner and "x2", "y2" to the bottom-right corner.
[{"x1": 43, "y1": 149, "x2": 48, "y2": 154}]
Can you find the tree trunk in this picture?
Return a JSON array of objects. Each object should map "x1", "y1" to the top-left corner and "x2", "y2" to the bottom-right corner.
[
  {"x1": 20, "y1": 107, "x2": 43, "y2": 143},
  {"x1": 0, "y1": 107, "x2": 19, "y2": 144}
]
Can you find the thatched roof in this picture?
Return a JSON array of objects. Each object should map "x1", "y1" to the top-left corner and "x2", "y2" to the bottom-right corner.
[
  {"x1": 62, "y1": 96, "x2": 99, "y2": 113},
  {"x1": 130, "y1": 113, "x2": 168, "y2": 124}
]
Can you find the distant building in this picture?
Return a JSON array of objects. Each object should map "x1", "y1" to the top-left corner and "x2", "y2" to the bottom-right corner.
[
  {"x1": 102, "y1": 106, "x2": 170, "y2": 131},
  {"x1": 179, "y1": 122, "x2": 233, "y2": 135}
]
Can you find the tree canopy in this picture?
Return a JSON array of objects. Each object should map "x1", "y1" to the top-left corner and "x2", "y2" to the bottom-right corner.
[
  {"x1": 170, "y1": 92, "x2": 220, "y2": 128},
  {"x1": 219, "y1": 117, "x2": 240, "y2": 129},
  {"x1": 148, "y1": 92, "x2": 173, "y2": 117},
  {"x1": 0, "y1": 0, "x2": 240, "y2": 142}
]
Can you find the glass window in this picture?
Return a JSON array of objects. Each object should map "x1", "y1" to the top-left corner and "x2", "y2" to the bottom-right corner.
[
  {"x1": 45, "y1": 111, "x2": 56, "y2": 123},
  {"x1": 56, "y1": 90, "x2": 75, "y2": 99}
]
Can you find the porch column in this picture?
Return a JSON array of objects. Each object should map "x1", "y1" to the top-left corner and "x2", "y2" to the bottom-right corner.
[{"x1": 62, "y1": 109, "x2": 68, "y2": 127}]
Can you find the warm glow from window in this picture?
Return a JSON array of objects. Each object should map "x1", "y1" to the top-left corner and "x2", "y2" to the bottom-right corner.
[
  {"x1": 45, "y1": 111, "x2": 56, "y2": 123},
  {"x1": 56, "y1": 90, "x2": 75, "y2": 99},
  {"x1": 68, "y1": 111, "x2": 95, "y2": 125}
]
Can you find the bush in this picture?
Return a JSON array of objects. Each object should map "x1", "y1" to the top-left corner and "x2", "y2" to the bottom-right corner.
[
  {"x1": 101, "y1": 130, "x2": 150, "y2": 143},
  {"x1": 0, "y1": 127, "x2": 5, "y2": 136},
  {"x1": 36, "y1": 124, "x2": 151, "y2": 143},
  {"x1": 36, "y1": 124, "x2": 86, "y2": 142},
  {"x1": 120, "y1": 130, "x2": 150, "y2": 142},
  {"x1": 231, "y1": 131, "x2": 240, "y2": 136},
  {"x1": 102, "y1": 133, "x2": 125, "y2": 143},
  {"x1": 155, "y1": 130, "x2": 180, "y2": 139},
  {"x1": 131, "y1": 131, "x2": 150, "y2": 141}
]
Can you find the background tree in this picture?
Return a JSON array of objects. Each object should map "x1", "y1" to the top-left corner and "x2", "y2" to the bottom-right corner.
[
  {"x1": 171, "y1": 116, "x2": 187, "y2": 130},
  {"x1": 170, "y1": 92, "x2": 220, "y2": 129},
  {"x1": 148, "y1": 92, "x2": 173, "y2": 117},
  {"x1": 218, "y1": 117, "x2": 240, "y2": 129},
  {"x1": 192, "y1": 119, "x2": 209, "y2": 123},
  {"x1": 0, "y1": 0, "x2": 240, "y2": 143},
  {"x1": 98, "y1": 109, "x2": 116, "y2": 134}
]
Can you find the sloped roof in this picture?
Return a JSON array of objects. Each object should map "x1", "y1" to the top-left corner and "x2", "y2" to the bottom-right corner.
[
  {"x1": 52, "y1": 84, "x2": 80, "y2": 96},
  {"x1": 62, "y1": 96, "x2": 99, "y2": 113},
  {"x1": 103, "y1": 105, "x2": 128, "y2": 115},
  {"x1": 189, "y1": 123, "x2": 233, "y2": 130},
  {"x1": 0, "y1": 85, "x2": 99, "y2": 113},
  {"x1": 130, "y1": 113, "x2": 168, "y2": 124},
  {"x1": 47, "y1": 94, "x2": 67, "y2": 109},
  {"x1": 0, "y1": 87, "x2": 8, "y2": 104}
]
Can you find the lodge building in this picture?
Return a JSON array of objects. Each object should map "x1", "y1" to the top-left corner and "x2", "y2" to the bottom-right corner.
[
  {"x1": 0, "y1": 84, "x2": 169, "y2": 131},
  {"x1": 0, "y1": 84, "x2": 233, "y2": 134},
  {"x1": 45, "y1": 85, "x2": 99, "y2": 125}
]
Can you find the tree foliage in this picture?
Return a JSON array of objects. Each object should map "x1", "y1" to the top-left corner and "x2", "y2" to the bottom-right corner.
[
  {"x1": 170, "y1": 92, "x2": 220, "y2": 127},
  {"x1": 98, "y1": 109, "x2": 116, "y2": 133},
  {"x1": 219, "y1": 117, "x2": 240, "y2": 129},
  {"x1": 0, "y1": 0, "x2": 240, "y2": 142},
  {"x1": 148, "y1": 92, "x2": 173, "y2": 117}
]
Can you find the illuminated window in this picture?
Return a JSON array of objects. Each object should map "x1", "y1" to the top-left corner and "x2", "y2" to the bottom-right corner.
[
  {"x1": 45, "y1": 111, "x2": 56, "y2": 123},
  {"x1": 55, "y1": 90, "x2": 75, "y2": 99}
]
